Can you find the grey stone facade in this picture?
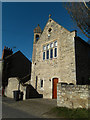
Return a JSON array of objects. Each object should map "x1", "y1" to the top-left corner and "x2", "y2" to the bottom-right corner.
[
  {"x1": 57, "y1": 83, "x2": 89, "y2": 109},
  {"x1": 31, "y1": 16, "x2": 90, "y2": 99}
]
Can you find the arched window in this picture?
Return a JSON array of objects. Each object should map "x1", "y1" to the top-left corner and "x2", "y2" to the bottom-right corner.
[
  {"x1": 48, "y1": 28, "x2": 52, "y2": 33},
  {"x1": 35, "y1": 76, "x2": 38, "y2": 89},
  {"x1": 41, "y1": 80, "x2": 43, "y2": 88},
  {"x1": 50, "y1": 49, "x2": 53, "y2": 59},
  {"x1": 36, "y1": 35, "x2": 39, "y2": 42}
]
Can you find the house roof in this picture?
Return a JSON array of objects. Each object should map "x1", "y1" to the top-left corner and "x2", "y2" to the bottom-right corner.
[
  {"x1": 75, "y1": 36, "x2": 90, "y2": 48},
  {"x1": 4, "y1": 50, "x2": 31, "y2": 84},
  {"x1": 5, "y1": 50, "x2": 31, "y2": 62}
]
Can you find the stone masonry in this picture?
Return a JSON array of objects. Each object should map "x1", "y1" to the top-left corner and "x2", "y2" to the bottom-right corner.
[
  {"x1": 31, "y1": 16, "x2": 77, "y2": 99},
  {"x1": 57, "y1": 83, "x2": 89, "y2": 109},
  {"x1": 31, "y1": 15, "x2": 90, "y2": 99}
]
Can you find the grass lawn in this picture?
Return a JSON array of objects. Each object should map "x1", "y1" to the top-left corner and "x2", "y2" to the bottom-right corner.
[{"x1": 48, "y1": 107, "x2": 89, "y2": 119}]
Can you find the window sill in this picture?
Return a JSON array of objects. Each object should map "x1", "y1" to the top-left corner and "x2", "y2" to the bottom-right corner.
[
  {"x1": 40, "y1": 88, "x2": 44, "y2": 91},
  {"x1": 42, "y1": 57, "x2": 57, "y2": 61},
  {"x1": 53, "y1": 57, "x2": 57, "y2": 59}
]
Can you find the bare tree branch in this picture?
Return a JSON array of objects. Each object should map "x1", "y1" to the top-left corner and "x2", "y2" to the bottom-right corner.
[{"x1": 64, "y1": 2, "x2": 90, "y2": 38}]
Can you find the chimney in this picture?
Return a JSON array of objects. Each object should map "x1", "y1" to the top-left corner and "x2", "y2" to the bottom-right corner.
[{"x1": 2, "y1": 46, "x2": 13, "y2": 59}]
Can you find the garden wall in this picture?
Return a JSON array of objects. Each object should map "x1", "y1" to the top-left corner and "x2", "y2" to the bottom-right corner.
[{"x1": 57, "y1": 83, "x2": 89, "y2": 109}]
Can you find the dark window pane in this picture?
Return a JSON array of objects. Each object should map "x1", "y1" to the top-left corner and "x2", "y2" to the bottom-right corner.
[
  {"x1": 36, "y1": 35, "x2": 39, "y2": 42},
  {"x1": 54, "y1": 48, "x2": 57, "y2": 57},
  {"x1": 50, "y1": 49, "x2": 53, "y2": 59},
  {"x1": 41, "y1": 80, "x2": 43, "y2": 88},
  {"x1": 35, "y1": 76, "x2": 38, "y2": 90},
  {"x1": 48, "y1": 28, "x2": 52, "y2": 32},
  {"x1": 47, "y1": 50, "x2": 49, "y2": 59},
  {"x1": 43, "y1": 52, "x2": 45, "y2": 60}
]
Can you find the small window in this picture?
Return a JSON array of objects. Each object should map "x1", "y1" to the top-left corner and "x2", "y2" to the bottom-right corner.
[
  {"x1": 50, "y1": 43, "x2": 53, "y2": 48},
  {"x1": 41, "y1": 80, "x2": 43, "y2": 88},
  {"x1": 54, "y1": 48, "x2": 57, "y2": 57},
  {"x1": 43, "y1": 46, "x2": 46, "y2": 51},
  {"x1": 47, "y1": 44, "x2": 49, "y2": 50},
  {"x1": 47, "y1": 50, "x2": 49, "y2": 59},
  {"x1": 48, "y1": 28, "x2": 52, "y2": 33},
  {"x1": 36, "y1": 35, "x2": 39, "y2": 42},
  {"x1": 50, "y1": 20, "x2": 52, "y2": 22},
  {"x1": 54, "y1": 41, "x2": 57, "y2": 47},
  {"x1": 35, "y1": 76, "x2": 38, "y2": 90},
  {"x1": 50, "y1": 49, "x2": 53, "y2": 59},
  {"x1": 43, "y1": 52, "x2": 45, "y2": 60}
]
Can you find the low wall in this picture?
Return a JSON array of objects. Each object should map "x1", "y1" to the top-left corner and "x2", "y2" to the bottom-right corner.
[{"x1": 57, "y1": 83, "x2": 89, "y2": 109}]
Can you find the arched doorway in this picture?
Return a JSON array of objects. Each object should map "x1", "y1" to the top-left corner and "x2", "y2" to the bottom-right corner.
[{"x1": 52, "y1": 78, "x2": 58, "y2": 99}]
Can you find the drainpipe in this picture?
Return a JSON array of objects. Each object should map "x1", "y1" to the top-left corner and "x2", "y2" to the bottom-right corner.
[{"x1": 18, "y1": 81, "x2": 21, "y2": 91}]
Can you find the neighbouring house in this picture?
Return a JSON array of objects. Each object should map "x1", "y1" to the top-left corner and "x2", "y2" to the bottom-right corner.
[
  {"x1": 2, "y1": 47, "x2": 31, "y2": 90},
  {"x1": 2, "y1": 47, "x2": 43, "y2": 99},
  {"x1": 5, "y1": 77, "x2": 42, "y2": 100},
  {"x1": 31, "y1": 15, "x2": 90, "y2": 99}
]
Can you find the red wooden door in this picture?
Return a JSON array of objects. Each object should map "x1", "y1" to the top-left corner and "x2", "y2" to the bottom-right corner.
[{"x1": 53, "y1": 78, "x2": 58, "y2": 99}]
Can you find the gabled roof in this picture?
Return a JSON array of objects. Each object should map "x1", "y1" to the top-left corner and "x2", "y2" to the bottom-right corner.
[
  {"x1": 5, "y1": 50, "x2": 31, "y2": 62},
  {"x1": 39, "y1": 17, "x2": 72, "y2": 41},
  {"x1": 43, "y1": 15, "x2": 70, "y2": 32},
  {"x1": 4, "y1": 50, "x2": 31, "y2": 84}
]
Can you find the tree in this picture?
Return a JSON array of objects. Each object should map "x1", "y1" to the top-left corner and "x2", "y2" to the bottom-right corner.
[{"x1": 64, "y1": 1, "x2": 90, "y2": 38}]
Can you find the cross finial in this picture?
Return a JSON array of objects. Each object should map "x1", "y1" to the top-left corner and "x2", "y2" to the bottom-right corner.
[{"x1": 49, "y1": 14, "x2": 51, "y2": 18}]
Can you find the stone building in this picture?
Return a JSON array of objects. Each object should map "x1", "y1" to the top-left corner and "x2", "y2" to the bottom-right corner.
[{"x1": 31, "y1": 15, "x2": 90, "y2": 99}]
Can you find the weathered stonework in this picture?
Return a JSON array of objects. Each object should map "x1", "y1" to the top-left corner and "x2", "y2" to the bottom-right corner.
[
  {"x1": 31, "y1": 17, "x2": 77, "y2": 99},
  {"x1": 31, "y1": 16, "x2": 90, "y2": 99},
  {"x1": 57, "y1": 83, "x2": 89, "y2": 109}
]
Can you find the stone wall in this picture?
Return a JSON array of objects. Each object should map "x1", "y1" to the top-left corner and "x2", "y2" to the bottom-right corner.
[
  {"x1": 57, "y1": 83, "x2": 89, "y2": 109},
  {"x1": 5, "y1": 77, "x2": 26, "y2": 100}
]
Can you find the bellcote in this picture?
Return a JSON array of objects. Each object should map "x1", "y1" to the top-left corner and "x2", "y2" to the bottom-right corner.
[
  {"x1": 34, "y1": 24, "x2": 42, "y2": 33},
  {"x1": 34, "y1": 24, "x2": 42, "y2": 43}
]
